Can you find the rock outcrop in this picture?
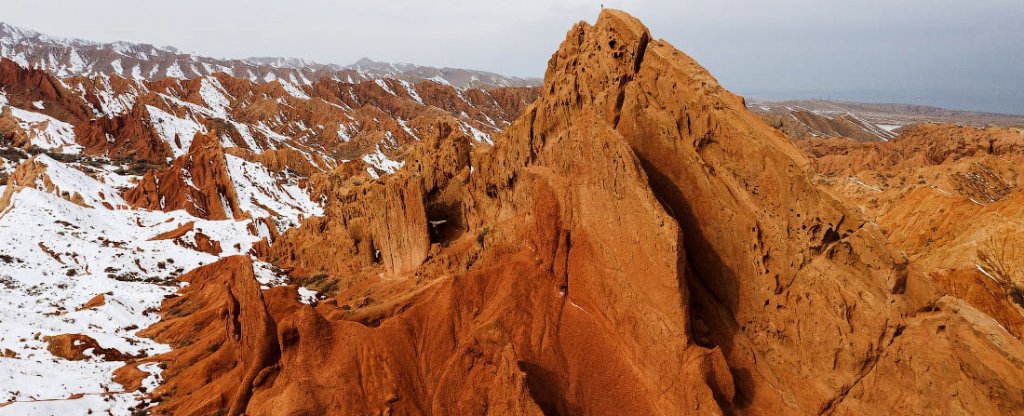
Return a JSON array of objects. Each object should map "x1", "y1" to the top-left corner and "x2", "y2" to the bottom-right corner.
[
  {"x1": 0, "y1": 58, "x2": 94, "y2": 123},
  {"x1": 801, "y1": 123, "x2": 1024, "y2": 345},
  {"x1": 124, "y1": 131, "x2": 244, "y2": 220},
  {"x1": 124, "y1": 10, "x2": 1024, "y2": 416},
  {"x1": 45, "y1": 333, "x2": 133, "y2": 361}
]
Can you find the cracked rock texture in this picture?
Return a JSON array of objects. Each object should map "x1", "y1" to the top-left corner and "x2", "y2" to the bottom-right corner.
[{"x1": 124, "y1": 10, "x2": 1024, "y2": 416}]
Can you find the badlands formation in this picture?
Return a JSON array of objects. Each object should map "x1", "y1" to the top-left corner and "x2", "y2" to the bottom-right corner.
[{"x1": 0, "y1": 8, "x2": 1022, "y2": 416}]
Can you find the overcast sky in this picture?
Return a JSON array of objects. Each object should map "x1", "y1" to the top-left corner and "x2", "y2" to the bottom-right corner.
[{"x1": 4, "y1": 0, "x2": 1022, "y2": 114}]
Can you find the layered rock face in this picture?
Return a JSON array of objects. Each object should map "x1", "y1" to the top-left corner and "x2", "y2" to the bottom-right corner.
[
  {"x1": 123, "y1": 10, "x2": 1024, "y2": 416},
  {"x1": 124, "y1": 131, "x2": 245, "y2": 220},
  {"x1": 801, "y1": 123, "x2": 1024, "y2": 342}
]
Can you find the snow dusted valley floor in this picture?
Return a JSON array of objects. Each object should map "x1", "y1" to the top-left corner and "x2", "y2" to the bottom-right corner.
[{"x1": 0, "y1": 152, "x2": 312, "y2": 414}]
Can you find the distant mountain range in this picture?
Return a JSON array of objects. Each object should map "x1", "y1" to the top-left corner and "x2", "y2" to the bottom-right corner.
[
  {"x1": 0, "y1": 21, "x2": 540, "y2": 89},
  {"x1": 748, "y1": 99, "x2": 1024, "y2": 142}
]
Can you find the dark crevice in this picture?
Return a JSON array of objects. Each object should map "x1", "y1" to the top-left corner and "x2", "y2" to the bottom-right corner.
[
  {"x1": 633, "y1": 31, "x2": 650, "y2": 74},
  {"x1": 612, "y1": 31, "x2": 650, "y2": 129},
  {"x1": 518, "y1": 361, "x2": 575, "y2": 416},
  {"x1": 633, "y1": 153, "x2": 746, "y2": 413},
  {"x1": 612, "y1": 88, "x2": 626, "y2": 128},
  {"x1": 224, "y1": 285, "x2": 281, "y2": 416}
]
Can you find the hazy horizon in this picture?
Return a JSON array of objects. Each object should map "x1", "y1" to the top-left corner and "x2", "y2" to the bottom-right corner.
[{"x1": 3, "y1": 0, "x2": 1021, "y2": 115}]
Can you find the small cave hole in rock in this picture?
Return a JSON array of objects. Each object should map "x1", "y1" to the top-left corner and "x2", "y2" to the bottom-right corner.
[{"x1": 426, "y1": 201, "x2": 466, "y2": 245}]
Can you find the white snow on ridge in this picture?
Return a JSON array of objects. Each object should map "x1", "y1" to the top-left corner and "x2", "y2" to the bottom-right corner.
[
  {"x1": 397, "y1": 79, "x2": 423, "y2": 104},
  {"x1": 225, "y1": 154, "x2": 323, "y2": 228},
  {"x1": 458, "y1": 120, "x2": 492, "y2": 145},
  {"x1": 278, "y1": 80, "x2": 310, "y2": 100},
  {"x1": 228, "y1": 121, "x2": 262, "y2": 151},
  {"x1": 877, "y1": 124, "x2": 903, "y2": 133},
  {"x1": 2, "y1": 103, "x2": 80, "y2": 152},
  {"x1": 336, "y1": 123, "x2": 353, "y2": 143},
  {"x1": 64, "y1": 49, "x2": 87, "y2": 77},
  {"x1": 29, "y1": 155, "x2": 129, "y2": 209},
  {"x1": 397, "y1": 119, "x2": 419, "y2": 141},
  {"x1": 374, "y1": 78, "x2": 396, "y2": 96},
  {"x1": 362, "y1": 144, "x2": 404, "y2": 179},
  {"x1": 199, "y1": 77, "x2": 231, "y2": 118},
  {"x1": 427, "y1": 75, "x2": 451, "y2": 86},
  {"x1": 109, "y1": 58, "x2": 123, "y2": 76},
  {"x1": 0, "y1": 158, "x2": 14, "y2": 176},
  {"x1": 164, "y1": 61, "x2": 185, "y2": 79},
  {"x1": 146, "y1": 105, "x2": 206, "y2": 157},
  {"x1": 130, "y1": 64, "x2": 143, "y2": 80},
  {"x1": 87, "y1": 76, "x2": 141, "y2": 117}
]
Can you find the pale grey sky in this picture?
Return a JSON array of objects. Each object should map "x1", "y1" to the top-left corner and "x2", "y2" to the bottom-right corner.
[{"x1": 3, "y1": 0, "x2": 1022, "y2": 114}]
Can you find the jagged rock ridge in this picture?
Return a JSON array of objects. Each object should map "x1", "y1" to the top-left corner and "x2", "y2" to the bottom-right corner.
[
  {"x1": 0, "y1": 21, "x2": 538, "y2": 413},
  {"x1": 121, "y1": 9, "x2": 1024, "y2": 416}
]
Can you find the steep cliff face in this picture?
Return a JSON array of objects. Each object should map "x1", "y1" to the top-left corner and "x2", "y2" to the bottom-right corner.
[
  {"x1": 123, "y1": 131, "x2": 243, "y2": 220},
  {"x1": 0, "y1": 58, "x2": 94, "y2": 124},
  {"x1": 524, "y1": 11, "x2": 917, "y2": 413},
  {"x1": 124, "y1": 10, "x2": 1024, "y2": 416}
]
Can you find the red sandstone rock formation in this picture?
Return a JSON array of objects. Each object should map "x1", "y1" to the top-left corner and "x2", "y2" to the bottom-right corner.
[
  {"x1": 124, "y1": 131, "x2": 244, "y2": 220},
  {"x1": 80, "y1": 293, "x2": 107, "y2": 310},
  {"x1": 0, "y1": 58, "x2": 94, "y2": 123},
  {"x1": 0, "y1": 54, "x2": 536, "y2": 167},
  {"x1": 800, "y1": 123, "x2": 1024, "y2": 344},
  {"x1": 122, "y1": 10, "x2": 1024, "y2": 416},
  {"x1": 45, "y1": 333, "x2": 133, "y2": 361}
]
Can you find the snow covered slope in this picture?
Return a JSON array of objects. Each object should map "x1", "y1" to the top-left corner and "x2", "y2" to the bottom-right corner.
[{"x1": 0, "y1": 153, "x2": 290, "y2": 415}]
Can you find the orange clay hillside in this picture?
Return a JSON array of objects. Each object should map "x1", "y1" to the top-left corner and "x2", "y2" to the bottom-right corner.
[
  {"x1": 119, "y1": 10, "x2": 1024, "y2": 416},
  {"x1": 800, "y1": 123, "x2": 1024, "y2": 340}
]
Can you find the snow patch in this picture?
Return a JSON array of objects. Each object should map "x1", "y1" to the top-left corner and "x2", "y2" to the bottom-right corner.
[
  {"x1": 199, "y1": 77, "x2": 231, "y2": 118},
  {"x1": 2, "y1": 103, "x2": 80, "y2": 152},
  {"x1": 361, "y1": 144, "x2": 404, "y2": 176},
  {"x1": 165, "y1": 61, "x2": 185, "y2": 78},
  {"x1": 146, "y1": 105, "x2": 206, "y2": 157},
  {"x1": 225, "y1": 154, "x2": 323, "y2": 228},
  {"x1": 374, "y1": 78, "x2": 396, "y2": 96},
  {"x1": 0, "y1": 184, "x2": 259, "y2": 414},
  {"x1": 278, "y1": 80, "x2": 310, "y2": 100}
]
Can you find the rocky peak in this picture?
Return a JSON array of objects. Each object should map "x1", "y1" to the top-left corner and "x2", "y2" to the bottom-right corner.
[
  {"x1": 2, "y1": 9, "x2": 1009, "y2": 416},
  {"x1": 124, "y1": 131, "x2": 243, "y2": 220}
]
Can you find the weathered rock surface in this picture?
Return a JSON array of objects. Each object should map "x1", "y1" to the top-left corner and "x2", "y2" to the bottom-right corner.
[
  {"x1": 45, "y1": 333, "x2": 133, "y2": 362},
  {"x1": 124, "y1": 10, "x2": 1024, "y2": 416},
  {"x1": 124, "y1": 131, "x2": 244, "y2": 220},
  {"x1": 801, "y1": 123, "x2": 1024, "y2": 344}
]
